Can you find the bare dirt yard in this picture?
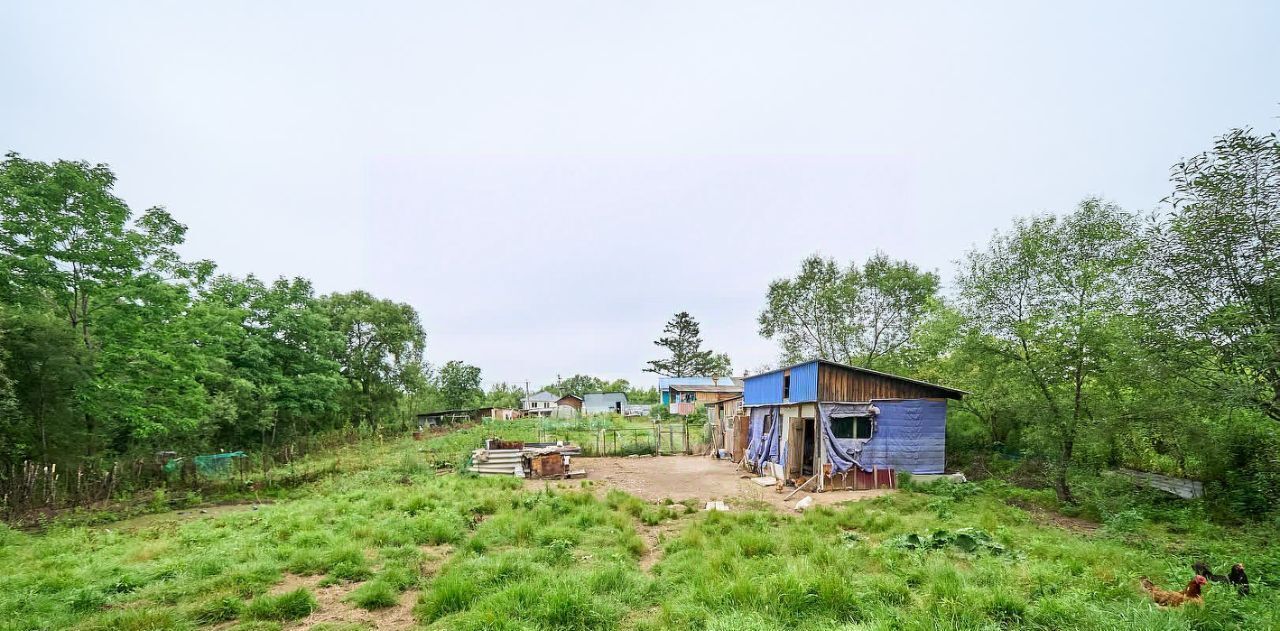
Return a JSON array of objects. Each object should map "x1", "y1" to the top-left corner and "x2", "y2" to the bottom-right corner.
[{"x1": 525, "y1": 454, "x2": 891, "y2": 512}]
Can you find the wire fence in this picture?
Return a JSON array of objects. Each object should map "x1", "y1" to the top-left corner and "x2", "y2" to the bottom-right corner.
[
  {"x1": 0, "y1": 428, "x2": 365, "y2": 524},
  {"x1": 535, "y1": 422, "x2": 708, "y2": 456}
]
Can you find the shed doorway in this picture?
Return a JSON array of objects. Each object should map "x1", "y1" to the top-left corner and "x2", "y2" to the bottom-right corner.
[{"x1": 787, "y1": 417, "x2": 816, "y2": 480}]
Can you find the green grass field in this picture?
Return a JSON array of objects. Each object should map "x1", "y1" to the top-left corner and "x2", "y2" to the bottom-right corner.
[{"x1": 1, "y1": 424, "x2": 1276, "y2": 631}]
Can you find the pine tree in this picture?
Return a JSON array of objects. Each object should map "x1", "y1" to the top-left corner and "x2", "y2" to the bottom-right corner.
[{"x1": 643, "y1": 312, "x2": 730, "y2": 377}]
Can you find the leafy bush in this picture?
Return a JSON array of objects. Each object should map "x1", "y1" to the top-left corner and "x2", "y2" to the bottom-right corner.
[
  {"x1": 1102, "y1": 508, "x2": 1145, "y2": 535},
  {"x1": 886, "y1": 528, "x2": 1011, "y2": 555}
]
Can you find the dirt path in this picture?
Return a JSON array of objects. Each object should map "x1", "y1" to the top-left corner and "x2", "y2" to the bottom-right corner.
[
  {"x1": 526, "y1": 455, "x2": 891, "y2": 512},
  {"x1": 102, "y1": 501, "x2": 266, "y2": 533},
  {"x1": 1007, "y1": 498, "x2": 1100, "y2": 533}
]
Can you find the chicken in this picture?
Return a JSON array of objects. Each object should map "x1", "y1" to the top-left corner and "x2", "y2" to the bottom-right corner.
[
  {"x1": 1227, "y1": 563, "x2": 1250, "y2": 596},
  {"x1": 1140, "y1": 575, "x2": 1206, "y2": 607},
  {"x1": 1192, "y1": 561, "x2": 1225, "y2": 583},
  {"x1": 1192, "y1": 561, "x2": 1250, "y2": 596}
]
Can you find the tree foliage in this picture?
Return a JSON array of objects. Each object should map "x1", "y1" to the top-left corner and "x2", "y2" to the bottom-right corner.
[
  {"x1": 323, "y1": 291, "x2": 426, "y2": 427},
  {"x1": 758, "y1": 252, "x2": 939, "y2": 370},
  {"x1": 1144, "y1": 128, "x2": 1280, "y2": 421},
  {"x1": 0, "y1": 154, "x2": 431, "y2": 468},
  {"x1": 956, "y1": 199, "x2": 1144, "y2": 503},
  {"x1": 436, "y1": 360, "x2": 483, "y2": 410}
]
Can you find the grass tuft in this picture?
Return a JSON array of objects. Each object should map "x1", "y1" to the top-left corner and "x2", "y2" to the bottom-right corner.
[{"x1": 245, "y1": 588, "x2": 318, "y2": 621}]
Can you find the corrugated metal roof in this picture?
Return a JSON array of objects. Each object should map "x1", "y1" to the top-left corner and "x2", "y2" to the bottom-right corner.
[
  {"x1": 667, "y1": 384, "x2": 743, "y2": 394},
  {"x1": 658, "y1": 376, "x2": 738, "y2": 389},
  {"x1": 525, "y1": 390, "x2": 559, "y2": 402}
]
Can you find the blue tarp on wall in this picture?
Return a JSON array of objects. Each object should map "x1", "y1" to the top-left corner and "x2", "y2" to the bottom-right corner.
[
  {"x1": 750, "y1": 398, "x2": 947, "y2": 476},
  {"x1": 745, "y1": 406, "x2": 781, "y2": 469},
  {"x1": 857, "y1": 399, "x2": 946, "y2": 474}
]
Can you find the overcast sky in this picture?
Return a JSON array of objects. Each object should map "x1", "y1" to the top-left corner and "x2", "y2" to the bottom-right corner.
[{"x1": 2, "y1": 2, "x2": 1278, "y2": 390}]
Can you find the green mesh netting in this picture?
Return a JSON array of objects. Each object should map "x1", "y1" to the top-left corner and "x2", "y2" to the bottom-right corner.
[{"x1": 193, "y1": 452, "x2": 245, "y2": 477}]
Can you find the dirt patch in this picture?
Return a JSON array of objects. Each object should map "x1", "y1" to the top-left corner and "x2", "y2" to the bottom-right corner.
[
  {"x1": 637, "y1": 519, "x2": 685, "y2": 572},
  {"x1": 270, "y1": 573, "x2": 326, "y2": 595},
  {"x1": 284, "y1": 583, "x2": 418, "y2": 630},
  {"x1": 526, "y1": 455, "x2": 892, "y2": 513},
  {"x1": 1007, "y1": 498, "x2": 1100, "y2": 533},
  {"x1": 418, "y1": 544, "x2": 453, "y2": 576}
]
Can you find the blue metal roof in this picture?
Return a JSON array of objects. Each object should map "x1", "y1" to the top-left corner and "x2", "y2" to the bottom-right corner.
[{"x1": 657, "y1": 376, "x2": 736, "y2": 390}]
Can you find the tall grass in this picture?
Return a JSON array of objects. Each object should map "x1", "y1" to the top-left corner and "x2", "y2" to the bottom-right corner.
[{"x1": 0, "y1": 427, "x2": 1276, "y2": 630}]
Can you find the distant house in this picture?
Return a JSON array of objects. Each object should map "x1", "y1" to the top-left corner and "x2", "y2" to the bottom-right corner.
[
  {"x1": 658, "y1": 376, "x2": 740, "y2": 406},
  {"x1": 743, "y1": 359, "x2": 965, "y2": 490},
  {"x1": 582, "y1": 392, "x2": 628, "y2": 415},
  {"x1": 523, "y1": 390, "x2": 559, "y2": 417},
  {"x1": 667, "y1": 383, "x2": 743, "y2": 415}
]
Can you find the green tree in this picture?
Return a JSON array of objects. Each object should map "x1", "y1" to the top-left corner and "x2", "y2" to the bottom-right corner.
[
  {"x1": 197, "y1": 275, "x2": 346, "y2": 446},
  {"x1": 552, "y1": 374, "x2": 606, "y2": 396},
  {"x1": 644, "y1": 312, "x2": 729, "y2": 377},
  {"x1": 0, "y1": 308, "x2": 88, "y2": 461},
  {"x1": 0, "y1": 153, "x2": 205, "y2": 346},
  {"x1": 482, "y1": 381, "x2": 525, "y2": 409},
  {"x1": 626, "y1": 386, "x2": 660, "y2": 404},
  {"x1": 0, "y1": 154, "x2": 215, "y2": 455},
  {"x1": 956, "y1": 199, "x2": 1144, "y2": 503},
  {"x1": 323, "y1": 291, "x2": 426, "y2": 427},
  {"x1": 758, "y1": 252, "x2": 939, "y2": 369},
  {"x1": 0, "y1": 322, "x2": 26, "y2": 468},
  {"x1": 436, "y1": 361, "x2": 483, "y2": 410},
  {"x1": 1144, "y1": 127, "x2": 1280, "y2": 421}
]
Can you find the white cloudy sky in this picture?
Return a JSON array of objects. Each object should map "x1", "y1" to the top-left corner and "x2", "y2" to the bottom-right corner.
[{"x1": 2, "y1": 2, "x2": 1278, "y2": 389}]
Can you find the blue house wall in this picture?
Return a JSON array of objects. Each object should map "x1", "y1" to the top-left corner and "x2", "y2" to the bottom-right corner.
[{"x1": 743, "y1": 361, "x2": 819, "y2": 405}]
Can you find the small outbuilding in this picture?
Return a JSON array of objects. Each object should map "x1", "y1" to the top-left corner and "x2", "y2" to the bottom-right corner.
[
  {"x1": 417, "y1": 406, "x2": 518, "y2": 428},
  {"x1": 742, "y1": 360, "x2": 965, "y2": 491},
  {"x1": 705, "y1": 394, "x2": 746, "y2": 460},
  {"x1": 667, "y1": 383, "x2": 743, "y2": 415},
  {"x1": 582, "y1": 392, "x2": 628, "y2": 416},
  {"x1": 555, "y1": 394, "x2": 583, "y2": 418}
]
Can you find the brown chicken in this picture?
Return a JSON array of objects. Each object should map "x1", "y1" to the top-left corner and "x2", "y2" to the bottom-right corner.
[{"x1": 1140, "y1": 575, "x2": 1206, "y2": 607}]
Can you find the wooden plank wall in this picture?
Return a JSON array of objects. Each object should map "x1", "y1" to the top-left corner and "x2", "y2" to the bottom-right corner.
[
  {"x1": 817, "y1": 365, "x2": 949, "y2": 401},
  {"x1": 823, "y1": 466, "x2": 896, "y2": 490}
]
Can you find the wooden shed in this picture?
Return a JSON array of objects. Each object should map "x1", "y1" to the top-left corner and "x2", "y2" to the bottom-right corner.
[{"x1": 742, "y1": 360, "x2": 965, "y2": 491}]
